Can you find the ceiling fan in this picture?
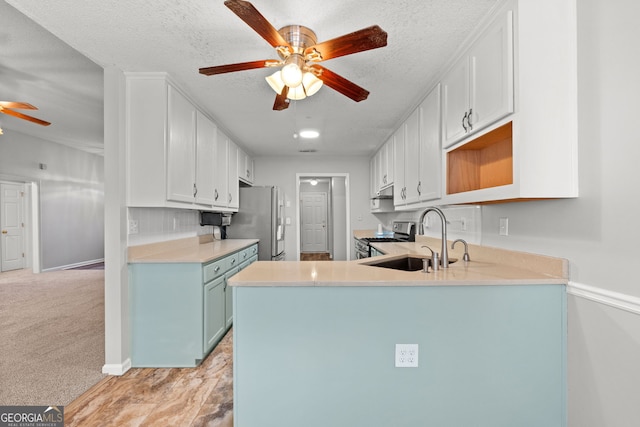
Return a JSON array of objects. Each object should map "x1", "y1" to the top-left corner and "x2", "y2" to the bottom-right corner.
[
  {"x1": 0, "y1": 101, "x2": 51, "y2": 126},
  {"x1": 199, "y1": 0, "x2": 388, "y2": 111}
]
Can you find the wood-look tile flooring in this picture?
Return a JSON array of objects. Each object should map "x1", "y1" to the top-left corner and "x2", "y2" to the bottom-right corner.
[
  {"x1": 300, "y1": 252, "x2": 332, "y2": 261},
  {"x1": 64, "y1": 329, "x2": 233, "y2": 427}
]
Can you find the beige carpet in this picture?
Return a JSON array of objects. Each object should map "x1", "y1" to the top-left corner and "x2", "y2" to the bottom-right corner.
[{"x1": 0, "y1": 268, "x2": 106, "y2": 406}]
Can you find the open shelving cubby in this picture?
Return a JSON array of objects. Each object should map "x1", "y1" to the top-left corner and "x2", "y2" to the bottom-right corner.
[{"x1": 446, "y1": 121, "x2": 513, "y2": 195}]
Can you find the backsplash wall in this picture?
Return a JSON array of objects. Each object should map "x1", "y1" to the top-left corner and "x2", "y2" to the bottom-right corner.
[
  {"x1": 373, "y1": 205, "x2": 482, "y2": 245},
  {"x1": 128, "y1": 207, "x2": 214, "y2": 246}
]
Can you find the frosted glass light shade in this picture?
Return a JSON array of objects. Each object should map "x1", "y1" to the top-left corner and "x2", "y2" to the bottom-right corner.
[
  {"x1": 265, "y1": 71, "x2": 285, "y2": 94},
  {"x1": 281, "y1": 63, "x2": 303, "y2": 88},
  {"x1": 302, "y1": 72, "x2": 323, "y2": 96},
  {"x1": 286, "y1": 85, "x2": 307, "y2": 100}
]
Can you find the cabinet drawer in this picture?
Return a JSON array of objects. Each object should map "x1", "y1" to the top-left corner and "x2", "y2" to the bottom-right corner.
[
  {"x1": 204, "y1": 258, "x2": 227, "y2": 282},
  {"x1": 223, "y1": 253, "x2": 239, "y2": 271},
  {"x1": 239, "y1": 244, "x2": 258, "y2": 262}
]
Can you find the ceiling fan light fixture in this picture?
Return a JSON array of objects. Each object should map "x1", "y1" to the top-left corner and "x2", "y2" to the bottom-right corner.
[{"x1": 281, "y1": 54, "x2": 304, "y2": 88}]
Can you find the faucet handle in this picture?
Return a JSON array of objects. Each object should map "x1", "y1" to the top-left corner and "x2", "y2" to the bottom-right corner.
[
  {"x1": 451, "y1": 239, "x2": 470, "y2": 262},
  {"x1": 421, "y1": 245, "x2": 439, "y2": 270}
]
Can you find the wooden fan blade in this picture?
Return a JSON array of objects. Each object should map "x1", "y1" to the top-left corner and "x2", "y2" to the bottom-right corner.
[
  {"x1": 224, "y1": 0, "x2": 291, "y2": 49},
  {"x1": 273, "y1": 86, "x2": 290, "y2": 111},
  {"x1": 0, "y1": 101, "x2": 37, "y2": 110},
  {"x1": 304, "y1": 25, "x2": 387, "y2": 62},
  {"x1": 309, "y1": 65, "x2": 369, "y2": 102},
  {"x1": 1, "y1": 108, "x2": 51, "y2": 126},
  {"x1": 199, "y1": 59, "x2": 280, "y2": 76}
]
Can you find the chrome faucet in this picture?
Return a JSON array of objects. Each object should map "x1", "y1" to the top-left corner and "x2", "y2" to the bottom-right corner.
[{"x1": 418, "y1": 207, "x2": 449, "y2": 268}]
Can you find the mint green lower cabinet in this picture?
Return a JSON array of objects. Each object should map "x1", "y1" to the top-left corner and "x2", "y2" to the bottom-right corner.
[
  {"x1": 234, "y1": 284, "x2": 567, "y2": 427},
  {"x1": 224, "y1": 267, "x2": 238, "y2": 330},
  {"x1": 204, "y1": 276, "x2": 226, "y2": 354},
  {"x1": 129, "y1": 263, "x2": 204, "y2": 367},
  {"x1": 130, "y1": 243, "x2": 258, "y2": 367}
]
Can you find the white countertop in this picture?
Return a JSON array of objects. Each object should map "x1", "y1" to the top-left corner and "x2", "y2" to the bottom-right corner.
[
  {"x1": 128, "y1": 236, "x2": 259, "y2": 264},
  {"x1": 230, "y1": 235, "x2": 568, "y2": 287}
]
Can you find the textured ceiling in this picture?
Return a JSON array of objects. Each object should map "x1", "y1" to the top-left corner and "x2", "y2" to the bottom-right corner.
[{"x1": 2, "y1": 0, "x2": 499, "y2": 157}]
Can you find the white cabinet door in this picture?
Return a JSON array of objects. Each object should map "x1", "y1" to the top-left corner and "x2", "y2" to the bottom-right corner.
[
  {"x1": 469, "y1": 10, "x2": 514, "y2": 134},
  {"x1": 441, "y1": 56, "x2": 471, "y2": 147},
  {"x1": 385, "y1": 138, "x2": 394, "y2": 187},
  {"x1": 195, "y1": 111, "x2": 216, "y2": 206},
  {"x1": 403, "y1": 109, "x2": 421, "y2": 204},
  {"x1": 213, "y1": 129, "x2": 229, "y2": 208},
  {"x1": 393, "y1": 124, "x2": 406, "y2": 206},
  {"x1": 166, "y1": 86, "x2": 197, "y2": 203},
  {"x1": 418, "y1": 84, "x2": 441, "y2": 202},
  {"x1": 227, "y1": 140, "x2": 239, "y2": 210},
  {"x1": 441, "y1": 8, "x2": 513, "y2": 148},
  {"x1": 238, "y1": 148, "x2": 254, "y2": 184},
  {"x1": 369, "y1": 156, "x2": 377, "y2": 198}
]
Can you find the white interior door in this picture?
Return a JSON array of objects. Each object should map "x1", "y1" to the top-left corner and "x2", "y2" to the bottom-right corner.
[
  {"x1": 1, "y1": 183, "x2": 25, "y2": 272},
  {"x1": 300, "y1": 192, "x2": 327, "y2": 253}
]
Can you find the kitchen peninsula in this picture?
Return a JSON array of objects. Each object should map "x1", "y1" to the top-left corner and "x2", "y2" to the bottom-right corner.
[{"x1": 230, "y1": 239, "x2": 568, "y2": 427}]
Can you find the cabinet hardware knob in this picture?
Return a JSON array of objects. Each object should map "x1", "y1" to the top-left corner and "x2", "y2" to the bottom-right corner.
[
  {"x1": 193, "y1": 183, "x2": 197, "y2": 197},
  {"x1": 214, "y1": 266, "x2": 220, "y2": 273},
  {"x1": 417, "y1": 181, "x2": 421, "y2": 195},
  {"x1": 462, "y1": 111, "x2": 468, "y2": 132},
  {"x1": 214, "y1": 189, "x2": 219, "y2": 201},
  {"x1": 467, "y1": 108, "x2": 473, "y2": 130}
]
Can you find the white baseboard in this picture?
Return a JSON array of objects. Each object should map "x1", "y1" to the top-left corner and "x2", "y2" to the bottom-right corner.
[
  {"x1": 102, "y1": 358, "x2": 131, "y2": 376},
  {"x1": 568, "y1": 281, "x2": 640, "y2": 315},
  {"x1": 41, "y1": 258, "x2": 105, "y2": 272}
]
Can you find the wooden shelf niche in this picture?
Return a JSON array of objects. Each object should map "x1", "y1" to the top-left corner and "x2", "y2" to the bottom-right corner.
[{"x1": 447, "y1": 121, "x2": 513, "y2": 195}]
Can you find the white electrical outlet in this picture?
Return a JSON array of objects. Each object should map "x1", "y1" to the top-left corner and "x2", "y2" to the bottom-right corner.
[
  {"x1": 128, "y1": 219, "x2": 139, "y2": 235},
  {"x1": 395, "y1": 344, "x2": 419, "y2": 368}
]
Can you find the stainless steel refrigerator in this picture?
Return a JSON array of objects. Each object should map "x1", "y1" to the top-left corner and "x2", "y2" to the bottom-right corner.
[{"x1": 228, "y1": 186, "x2": 285, "y2": 260}]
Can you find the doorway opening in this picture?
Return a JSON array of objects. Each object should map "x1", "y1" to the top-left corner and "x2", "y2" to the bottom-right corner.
[{"x1": 296, "y1": 173, "x2": 350, "y2": 261}]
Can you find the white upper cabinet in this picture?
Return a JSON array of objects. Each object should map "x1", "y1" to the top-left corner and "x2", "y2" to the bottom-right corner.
[
  {"x1": 392, "y1": 124, "x2": 406, "y2": 206},
  {"x1": 213, "y1": 129, "x2": 229, "y2": 209},
  {"x1": 126, "y1": 73, "x2": 242, "y2": 212},
  {"x1": 227, "y1": 140, "x2": 239, "y2": 210},
  {"x1": 417, "y1": 84, "x2": 442, "y2": 203},
  {"x1": 195, "y1": 111, "x2": 216, "y2": 206},
  {"x1": 402, "y1": 108, "x2": 421, "y2": 205},
  {"x1": 393, "y1": 84, "x2": 442, "y2": 208},
  {"x1": 166, "y1": 86, "x2": 197, "y2": 204},
  {"x1": 238, "y1": 147, "x2": 254, "y2": 185},
  {"x1": 442, "y1": 8, "x2": 514, "y2": 148},
  {"x1": 378, "y1": 139, "x2": 394, "y2": 190},
  {"x1": 442, "y1": 0, "x2": 578, "y2": 204}
]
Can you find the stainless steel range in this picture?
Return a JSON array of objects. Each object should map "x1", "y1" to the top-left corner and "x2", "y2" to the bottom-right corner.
[{"x1": 355, "y1": 221, "x2": 416, "y2": 259}]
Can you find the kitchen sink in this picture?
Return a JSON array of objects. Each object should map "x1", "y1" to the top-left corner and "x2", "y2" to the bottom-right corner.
[{"x1": 364, "y1": 255, "x2": 457, "y2": 271}]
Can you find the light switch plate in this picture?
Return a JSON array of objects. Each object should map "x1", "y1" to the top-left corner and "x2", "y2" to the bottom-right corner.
[{"x1": 499, "y1": 217, "x2": 509, "y2": 236}]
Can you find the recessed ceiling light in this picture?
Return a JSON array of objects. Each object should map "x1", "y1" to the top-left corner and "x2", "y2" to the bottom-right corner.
[{"x1": 299, "y1": 129, "x2": 319, "y2": 139}]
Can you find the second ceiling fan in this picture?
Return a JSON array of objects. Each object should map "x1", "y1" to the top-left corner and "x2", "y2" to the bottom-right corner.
[{"x1": 199, "y1": 0, "x2": 388, "y2": 110}]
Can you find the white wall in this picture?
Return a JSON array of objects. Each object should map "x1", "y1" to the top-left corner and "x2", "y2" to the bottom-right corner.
[
  {"x1": 478, "y1": 0, "x2": 640, "y2": 425},
  {"x1": 254, "y1": 155, "x2": 379, "y2": 260},
  {"x1": 0, "y1": 129, "x2": 104, "y2": 270}
]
